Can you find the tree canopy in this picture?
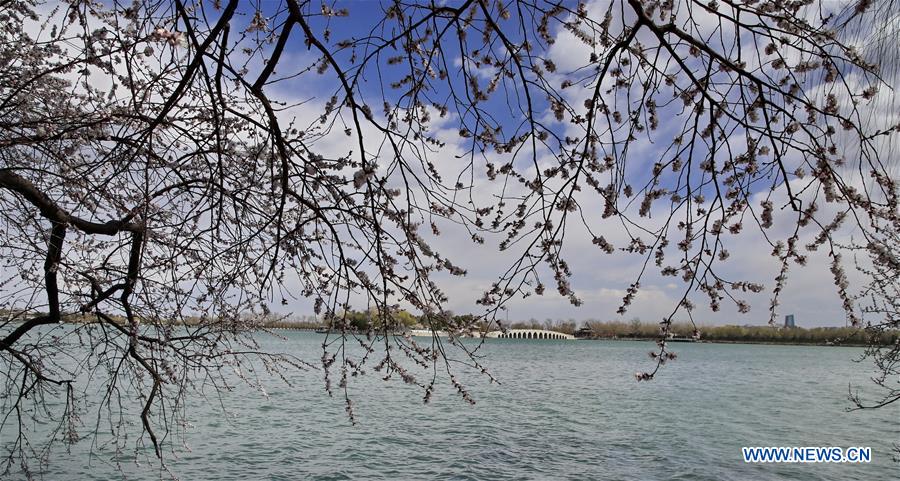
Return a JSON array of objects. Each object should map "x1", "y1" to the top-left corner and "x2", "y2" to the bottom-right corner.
[{"x1": 1, "y1": 0, "x2": 898, "y2": 473}]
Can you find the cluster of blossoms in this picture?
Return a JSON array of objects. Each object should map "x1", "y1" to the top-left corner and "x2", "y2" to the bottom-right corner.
[{"x1": 150, "y1": 27, "x2": 184, "y2": 47}]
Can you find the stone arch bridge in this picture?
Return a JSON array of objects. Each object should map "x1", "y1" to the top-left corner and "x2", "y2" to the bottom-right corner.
[{"x1": 486, "y1": 329, "x2": 575, "y2": 340}]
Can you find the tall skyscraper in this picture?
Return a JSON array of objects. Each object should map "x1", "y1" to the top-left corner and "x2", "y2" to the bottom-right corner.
[{"x1": 784, "y1": 314, "x2": 795, "y2": 328}]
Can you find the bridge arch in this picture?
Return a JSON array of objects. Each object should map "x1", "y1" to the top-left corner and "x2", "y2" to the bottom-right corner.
[{"x1": 490, "y1": 329, "x2": 574, "y2": 340}]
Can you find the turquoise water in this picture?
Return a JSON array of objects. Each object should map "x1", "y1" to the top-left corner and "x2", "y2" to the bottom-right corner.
[{"x1": 8, "y1": 331, "x2": 900, "y2": 480}]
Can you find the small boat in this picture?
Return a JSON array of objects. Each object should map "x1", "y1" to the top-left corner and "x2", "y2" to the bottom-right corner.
[
  {"x1": 408, "y1": 329, "x2": 449, "y2": 337},
  {"x1": 667, "y1": 336, "x2": 697, "y2": 342}
]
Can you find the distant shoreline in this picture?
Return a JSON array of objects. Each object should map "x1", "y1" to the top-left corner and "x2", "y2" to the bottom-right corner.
[
  {"x1": 262, "y1": 327, "x2": 871, "y2": 347},
  {"x1": 575, "y1": 336, "x2": 869, "y2": 347},
  {"x1": 3, "y1": 318, "x2": 879, "y2": 348}
]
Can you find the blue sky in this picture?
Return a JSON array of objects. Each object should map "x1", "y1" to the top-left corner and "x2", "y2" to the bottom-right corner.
[
  {"x1": 17, "y1": 0, "x2": 894, "y2": 328},
  {"x1": 226, "y1": 0, "x2": 900, "y2": 328}
]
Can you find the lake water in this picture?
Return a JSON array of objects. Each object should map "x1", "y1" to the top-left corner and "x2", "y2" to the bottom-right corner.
[{"x1": 8, "y1": 330, "x2": 900, "y2": 480}]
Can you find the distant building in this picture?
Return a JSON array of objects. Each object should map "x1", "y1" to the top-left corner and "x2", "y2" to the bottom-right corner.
[
  {"x1": 784, "y1": 314, "x2": 796, "y2": 328},
  {"x1": 574, "y1": 326, "x2": 594, "y2": 338}
]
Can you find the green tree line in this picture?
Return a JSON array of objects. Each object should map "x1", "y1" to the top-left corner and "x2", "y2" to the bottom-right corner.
[{"x1": 583, "y1": 319, "x2": 895, "y2": 346}]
